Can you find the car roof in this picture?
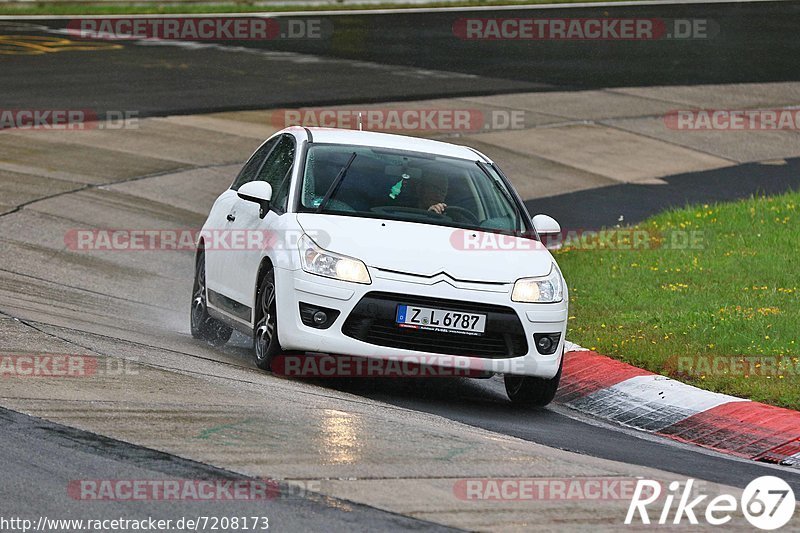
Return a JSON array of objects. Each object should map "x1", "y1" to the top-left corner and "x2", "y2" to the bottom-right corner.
[{"x1": 285, "y1": 126, "x2": 492, "y2": 163}]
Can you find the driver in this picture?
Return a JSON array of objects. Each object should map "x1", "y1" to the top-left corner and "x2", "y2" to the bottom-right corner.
[{"x1": 395, "y1": 172, "x2": 448, "y2": 214}]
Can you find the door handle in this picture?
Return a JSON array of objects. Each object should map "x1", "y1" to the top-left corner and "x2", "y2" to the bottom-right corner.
[{"x1": 226, "y1": 213, "x2": 236, "y2": 222}]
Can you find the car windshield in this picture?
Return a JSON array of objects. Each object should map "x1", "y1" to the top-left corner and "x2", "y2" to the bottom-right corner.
[{"x1": 299, "y1": 143, "x2": 528, "y2": 234}]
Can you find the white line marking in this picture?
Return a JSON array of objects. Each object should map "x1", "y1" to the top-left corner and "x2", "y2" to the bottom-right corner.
[
  {"x1": 564, "y1": 340, "x2": 588, "y2": 352},
  {"x1": 610, "y1": 374, "x2": 747, "y2": 413},
  {"x1": 567, "y1": 374, "x2": 748, "y2": 432}
]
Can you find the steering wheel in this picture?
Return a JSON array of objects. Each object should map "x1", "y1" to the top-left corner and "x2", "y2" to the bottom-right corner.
[
  {"x1": 441, "y1": 205, "x2": 479, "y2": 225},
  {"x1": 371, "y1": 206, "x2": 442, "y2": 219}
]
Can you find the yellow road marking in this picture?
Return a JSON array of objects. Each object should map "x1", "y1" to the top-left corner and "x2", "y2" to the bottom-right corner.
[{"x1": 0, "y1": 35, "x2": 123, "y2": 56}]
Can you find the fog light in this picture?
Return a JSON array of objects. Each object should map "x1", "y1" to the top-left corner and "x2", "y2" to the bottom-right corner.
[
  {"x1": 299, "y1": 303, "x2": 340, "y2": 329},
  {"x1": 533, "y1": 333, "x2": 561, "y2": 355},
  {"x1": 537, "y1": 336, "x2": 553, "y2": 353}
]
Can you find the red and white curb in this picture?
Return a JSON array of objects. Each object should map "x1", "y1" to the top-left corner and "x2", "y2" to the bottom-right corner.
[{"x1": 558, "y1": 342, "x2": 800, "y2": 467}]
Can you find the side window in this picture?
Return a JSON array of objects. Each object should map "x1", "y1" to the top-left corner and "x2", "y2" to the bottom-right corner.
[
  {"x1": 231, "y1": 137, "x2": 279, "y2": 191},
  {"x1": 257, "y1": 135, "x2": 296, "y2": 212}
]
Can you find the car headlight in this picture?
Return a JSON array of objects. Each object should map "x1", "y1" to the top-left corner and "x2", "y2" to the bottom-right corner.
[
  {"x1": 511, "y1": 265, "x2": 564, "y2": 303},
  {"x1": 298, "y1": 234, "x2": 371, "y2": 284}
]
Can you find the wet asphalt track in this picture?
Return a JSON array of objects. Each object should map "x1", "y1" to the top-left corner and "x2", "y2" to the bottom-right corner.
[
  {"x1": 2, "y1": 1, "x2": 800, "y2": 116},
  {"x1": 0, "y1": 407, "x2": 456, "y2": 532}
]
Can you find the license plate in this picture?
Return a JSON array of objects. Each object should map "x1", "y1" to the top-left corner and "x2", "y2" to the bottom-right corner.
[{"x1": 396, "y1": 305, "x2": 486, "y2": 335}]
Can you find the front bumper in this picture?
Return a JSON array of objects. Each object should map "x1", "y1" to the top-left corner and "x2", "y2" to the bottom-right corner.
[{"x1": 274, "y1": 266, "x2": 568, "y2": 379}]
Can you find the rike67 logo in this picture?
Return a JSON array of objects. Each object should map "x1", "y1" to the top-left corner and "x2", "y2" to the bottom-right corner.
[{"x1": 626, "y1": 476, "x2": 796, "y2": 530}]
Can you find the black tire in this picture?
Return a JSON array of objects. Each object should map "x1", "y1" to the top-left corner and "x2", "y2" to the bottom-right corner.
[
  {"x1": 254, "y1": 267, "x2": 281, "y2": 371},
  {"x1": 504, "y1": 354, "x2": 563, "y2": 407},
  {"x1": 190, "y1": 250, "x2": 233, "y2": 347}
]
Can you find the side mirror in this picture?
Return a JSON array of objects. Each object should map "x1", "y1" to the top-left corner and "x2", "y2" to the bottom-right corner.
[
  {"x1": 238, "y1": 181, "x2": 273, "y2": 218},
  {"x1": 532, "y1": 214, "x2": 562, "y2": 251}
]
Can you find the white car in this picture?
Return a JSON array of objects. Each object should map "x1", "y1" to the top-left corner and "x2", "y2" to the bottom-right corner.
[{"x1": 191, "y1": 127, "x2": 568, "y2": 406}]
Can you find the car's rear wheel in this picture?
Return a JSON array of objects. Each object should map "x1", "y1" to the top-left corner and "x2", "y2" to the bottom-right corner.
[
  {"x1": 254, "y1": 267, "x2": 281, "y2": 370},
  {"x1": 504, "y1": 354, "x2": 563, "y2": 407},
  {"x1": 190, "y1": 250, "x2": 232, "y2": 346}
]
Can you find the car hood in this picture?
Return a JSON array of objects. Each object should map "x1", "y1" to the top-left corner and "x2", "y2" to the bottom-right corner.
[{"x1": 296, "y1": 213, "x2": 554, "y2": 283}]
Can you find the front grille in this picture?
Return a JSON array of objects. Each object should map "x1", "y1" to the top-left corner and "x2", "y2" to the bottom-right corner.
[{"x1": 342, "y1": 292, "x2": 527, "y2": 358}]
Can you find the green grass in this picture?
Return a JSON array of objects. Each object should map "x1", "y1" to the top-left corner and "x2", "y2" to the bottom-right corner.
[
  {"x1": 555, "y1": 190, "x2": 800, "y2": 410},
  {"x1": 0, "y1": 0, "x2": 635, "y2": 16}
]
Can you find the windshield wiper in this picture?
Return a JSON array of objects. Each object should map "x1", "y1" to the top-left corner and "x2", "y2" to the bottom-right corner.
[
  {"x1": 316, "y1": 152, "x2": 357, "y2": 214},
  {"x1": 476, "y1": 161, "x2": 525, "y2": 233}
]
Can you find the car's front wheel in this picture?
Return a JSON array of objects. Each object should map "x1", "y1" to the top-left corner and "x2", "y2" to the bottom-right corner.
[
  {"x1": 254, "y1": 267, "x2": 281, "y2": 370},
  {"x1": 504, "y1": 354, "x2": 562, "y2": 407},
  {"x1": 190, "y1": 250, "x2": 232, "y2": 346}
]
